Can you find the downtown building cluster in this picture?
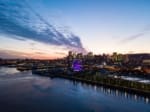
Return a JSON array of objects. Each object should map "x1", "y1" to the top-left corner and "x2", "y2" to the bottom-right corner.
[{"x1": 67, "y1": 51, "x2": 150, "y2": 74}]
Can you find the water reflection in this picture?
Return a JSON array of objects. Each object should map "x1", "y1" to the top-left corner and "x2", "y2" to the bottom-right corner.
[
  {"x1": 0, "y1": 67, "x2": 19, "y2": 75},
  {"x1": 70, "y1": 80, "x2": 150, "y2": 104},
  {"x1": 0, "y1": 67, "x2": 150, "y2": 112},
  {"x1": 32, "y1": 77, "x2": 53, "y2": 92}
]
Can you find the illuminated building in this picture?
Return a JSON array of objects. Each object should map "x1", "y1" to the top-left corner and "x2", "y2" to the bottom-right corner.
[
  {"x1": 67, "y1": 51, "x2": 74, "y2": 69},
  {"x1": 76, "y1": 53, "x2": 83, "y2": 59},
  {"x1": 111, "y1": 52, "x2": 124, "y2": 62},
  {"x1": 87, "y1": 52, "x2": 93, "y2": 59},
  {"x1": 142, "y1": 59, "x2": 150, "y2": 74},
  {"x1": 72, "y1": 59, "x2": 82, "y2": 71}
]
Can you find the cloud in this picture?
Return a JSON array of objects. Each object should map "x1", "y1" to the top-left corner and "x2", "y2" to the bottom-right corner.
[
  {"x1": 0, "y1": 0, "x2": 86, "y2": 52},
  {"x1": 55, "y1": 52, "x2": 66, "y2": 55},
  {"x1": 34, "y1": 52, "x2": 46, "y2": 55},
  {"x1": 0, "y1": 49, "x2": 58, "y2": 59},
  {"x1": 0, "y1": 49, "x2": 29, "y2": 59},
  {"x1": 120, "y1": 32, "x2": 144, "y2": 43},
  {"x1": 120, "y1": 25, "x2": 150, "y2": 44}
]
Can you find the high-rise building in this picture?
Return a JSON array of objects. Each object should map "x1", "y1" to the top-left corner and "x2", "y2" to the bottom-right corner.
[
  {"x1": 67, "y1": 51, "x2": 74, "y2": 69},
  {"x1": 87, "y1": 52, "x2": 93, "y2": 59},
  {"x1": 111, "y1": 52, "x2": 123, "y2": 62},
  {"x1": 76, "y1": 53, "x2": 83, "y2": 59}
]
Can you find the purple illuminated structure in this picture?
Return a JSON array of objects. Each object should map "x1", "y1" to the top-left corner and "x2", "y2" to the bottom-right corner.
[{"x1": 72, "y1": 59, "x2": 82, "y2": 72}]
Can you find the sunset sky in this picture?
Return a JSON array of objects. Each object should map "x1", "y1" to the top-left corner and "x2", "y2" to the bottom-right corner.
[{"x1": 0, "y1": 0, "x2": 150, "y2": 59}]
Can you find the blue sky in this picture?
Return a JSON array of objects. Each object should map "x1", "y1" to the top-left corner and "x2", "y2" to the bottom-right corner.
[{"x1": 0, "y1": 0, "x2": 150, "y2": 59}]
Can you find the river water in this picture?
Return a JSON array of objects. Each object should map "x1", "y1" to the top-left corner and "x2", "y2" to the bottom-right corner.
[{"x1": 0, "y1": 67, "x2": 150, "y2": 112}]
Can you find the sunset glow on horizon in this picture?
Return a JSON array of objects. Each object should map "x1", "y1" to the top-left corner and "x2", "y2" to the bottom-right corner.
[{"x1": 0, "y1": 0, "x2": 150, "y2": 59}]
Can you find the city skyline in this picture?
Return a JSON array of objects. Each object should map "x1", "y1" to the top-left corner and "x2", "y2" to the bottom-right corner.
[{"x1": 0, "y1": 0, "x2": 150, "y2": 59}]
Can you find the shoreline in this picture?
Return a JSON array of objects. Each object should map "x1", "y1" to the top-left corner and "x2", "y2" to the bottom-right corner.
[
  {"x1": 58, "y1": 75, "x2": 150, "y2": 97},
  {"x1": 35, "y1": 72, "x2": 150, "y2": 98}
]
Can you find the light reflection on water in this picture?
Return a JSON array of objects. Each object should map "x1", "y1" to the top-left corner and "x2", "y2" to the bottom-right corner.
[
  {"x1": 0, "y1": 67, "x2": 150, "y2": 112},
  {"x1": 120, "y1": 76, "x2": 150, "y2": 84},
  {"x1": 0, "y1": 67, "x2": 20, "y2": 75},
  {"x1": 72, "y1": 80, "x2": 150, "y2": 104}
]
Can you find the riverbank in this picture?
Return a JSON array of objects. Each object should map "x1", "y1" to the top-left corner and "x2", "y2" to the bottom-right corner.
[
  {"x1": 32, "y1": 69, "x2": 150, "y2": 98},
  {"x1": 57, "y1": 74, "x2": 150, "y2": 97},
  {"x1": 1, "y1": 67, "x2": 150, "y2": 112}
]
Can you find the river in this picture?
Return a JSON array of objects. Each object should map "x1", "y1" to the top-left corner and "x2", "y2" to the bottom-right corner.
[{"x1": 0, "y1": 67, "x2": 150, "y2": 112}]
